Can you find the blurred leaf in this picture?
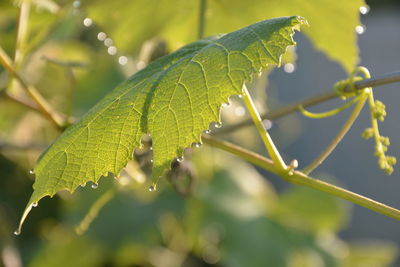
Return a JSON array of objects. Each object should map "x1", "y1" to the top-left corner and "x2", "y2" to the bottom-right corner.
[
  {"x1": 274, "y1": 186, "x2": 349, "y2": 233},
  {"x1": 343, "y1": 241, "x2": 398, "y2": 267},
  {"x1": 29, "y1": 229, "x2": 106, "y2": 267},
  {"x1": 87, "y1": 0, "x2": 364, "y2": 72},
  {"x1": 183, "y1": 166, "x2": 336, "y2": 267},
  {"x1": 20, "y1": 17, "x2": 305, "y2": 228}
]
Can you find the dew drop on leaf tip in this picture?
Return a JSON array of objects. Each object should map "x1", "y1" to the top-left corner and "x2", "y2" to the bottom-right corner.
[
  {"x1": 177, "y1": 157, "x2": 183, "y2": 162},
  {"x1": 32, "y1": 202, "x2": 38, "y2": 207},
  {"x1": 91, "y1": 183, "x2": 98, "y2": 189},
  {"x1": 359, "y1": 6, "x2": 370, "y2": 15},
  {"x1": 204, "y1": 129, "x2": 211, "y2": 134},
  {"x1": 150, "y1": 159, "x2": 154, "y2": 163},
  {"x1": 355, "y1": 25, "x2": 366, "y2": 35},
  {"x1": 222, "y1": 102, "x2": 230, "y2": 108},
  {"x1": 148, "y1": 185, "x2": 155, "y2": 192},
  {"x1": 29, "y1": 169, "x2": 34, "y2": 175},
  {"x1": 214, "y1": 122, "x2": 222, "y2": 129},
  {"x1": 194, "y1": 143, "x2": 202, "y2": 148}
]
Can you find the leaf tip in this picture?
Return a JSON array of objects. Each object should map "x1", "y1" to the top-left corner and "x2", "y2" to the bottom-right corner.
[{"x1": 16, "y1": 200, "x2": 35, "y2": 236}]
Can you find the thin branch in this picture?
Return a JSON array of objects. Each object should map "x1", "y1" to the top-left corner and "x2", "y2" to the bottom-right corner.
[
  {"x1": 0, "y1": 46, "x2": 66, "y2": 128},
  {"x1": 75, "y1": 189, "x2": 115, "y2": 235},
  {"x1": 302, "y1": 93, "x2": 368, "y2": 174},
  {"x1": 203, "y1": 135, "x2": 400, "y2": 221},
  {"x1": 241, "y1": 85, "x2": 287, "y2": 170},
  {"x1": 219, "y1": 70, "x2": 400, "y2": 134},
  {"x1": 14, "y1": 0, "x2": 31, "y2": 66},
  {"x1": 198, "y1": 0, "x2": 207, "y2": 39}
]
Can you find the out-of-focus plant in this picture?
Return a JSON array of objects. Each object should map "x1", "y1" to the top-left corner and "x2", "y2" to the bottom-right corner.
[{"x1": 1, "y1": 0, "x2": 400, "y2": 266}]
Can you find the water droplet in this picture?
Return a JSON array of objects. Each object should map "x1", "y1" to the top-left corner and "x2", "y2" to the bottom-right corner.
[
  {"x1": 32, "y1": 202, "x2": 38, "y2": 207},
  {"x1": 238, "y1": 94, "x2": 243, "y2": 99},
  {"x1": 118, "y1": 56, "x2": 128, "y2": 65},
  {"x1": 91, "y1": 183, "x2": 98, "y2": 189},
  {"x1": 355, "y1": 25, "x2": 366, "y2": 35},
  {"x1": 97, "y1": 32, "x2": 107, "y2": 41},
  {"x1": 214, "y1": 122, "x2": 222, "y2": 129},
  {"x1": 194, "y1": 143, "x2": 202, "y2": 148},
  {"x1": 81, "y1": 183, "x2": 87, "y2": 187},
  {"x1": 14, "y1": 229, "x2": 21, "y2": 236},
  {"x1": 262, "y1": 119, "x2": 272, "y2": 130},
  {"x1": 83, "y1": 18, "x2": 93, "y2": 27},
  {"x1": 204, "y1": 129, "x2": 211, "y2": 134},
  {"x1": 177, "y1": 157, "x2": 183, "y2": 162},
  {"x1": 289, "y1": 159, "x2": 299, "y2": 169},
  {"x1": 283, "y1": 63, "x2": 295, "y2": 73},
  {"x1": 150, "y1": 159, "x2": 154, "y2": 163},
  {"x1": 29, "y1": 169, "x2": 34, "y2": 175},
  {"x1": 359, "y1": 6, "x2": 370, "y2": 15},
  {"x1": 148, "y1": 185, "x2": 155, "y2": 192},
  {"x1": 222, "y1": 102, "x2": 230, "y2": 108},
  {"x1": 73, "y1": 0, "x2": 81, "y2": 8},
  {"x1": 107, "y1": 46, "x2": 117, "y2": 55},
  {"x1": 104, "y1": 38, "x2": 113, "y2": 47},
  {"x1": 234, "y1": 106, "x2": 245, "y2": 117},
  {"x1": 149, "y1": 147, "x2": 153, "y2": 150}
]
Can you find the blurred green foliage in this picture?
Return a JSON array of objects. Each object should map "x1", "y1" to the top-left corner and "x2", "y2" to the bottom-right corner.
[{"x1": 0, "y1": 0, "x2": 398, "y2": 266}]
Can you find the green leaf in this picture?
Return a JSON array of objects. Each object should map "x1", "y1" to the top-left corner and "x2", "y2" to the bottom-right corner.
[
  {"x1": 274, "y1": 186, "x2": 349, "y2": 233},
  {"x1": 87, "y1": 0, "x2": 364, "y2": 72},
  {"x1": 18, "y1": 16, "x2": 305, "y2": 230}
]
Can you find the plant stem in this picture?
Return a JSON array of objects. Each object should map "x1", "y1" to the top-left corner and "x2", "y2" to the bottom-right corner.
[
  {"x1": 302, "y1": 93, "x2": 368, "y2": 174},
  {"x1": 14, "y1": 1, "x2": 31, "y2": 66},
  {"x1": 203, "y1": 135, "x2": 400, "y2": 220},
  {"x1": 0, "y1": 46, "x2": 65, "y2": 128},
  {"x1": 198, "y1": 0, "x2": 207, "y2": 39},
  {"x1": 368, "y1": 91, "x2": 382, "y2": 151},
  {"x1": 219, "y1": 70, "x2": 400, "y2": 134},
  {"x1": 241, "y1": 85, "x2": 287, "y2": 170},
  {"x1": 75, "y1": 189, "x2": 115, "y2": 235}
]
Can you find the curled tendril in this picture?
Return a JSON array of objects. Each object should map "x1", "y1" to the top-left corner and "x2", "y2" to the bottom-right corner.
[
  {"x1": 299, "y1": 67, "x2": 370, "y2": 119},
  {"x1": 301, "y1": 66, "x2": 396, "y2": 175},
  {"x1": 299, "y1": 94, "x2": 361, "y2": 119}
]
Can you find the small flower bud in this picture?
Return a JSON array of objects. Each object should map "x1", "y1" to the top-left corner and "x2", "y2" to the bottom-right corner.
[{"x1": 361, "y1": 128, "x2": 373, "y2": 139}]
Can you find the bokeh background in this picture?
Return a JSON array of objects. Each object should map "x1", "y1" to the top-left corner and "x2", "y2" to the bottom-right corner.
[{"x1": 1, "y1": 0, "x2": 400, "y2": 266}]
